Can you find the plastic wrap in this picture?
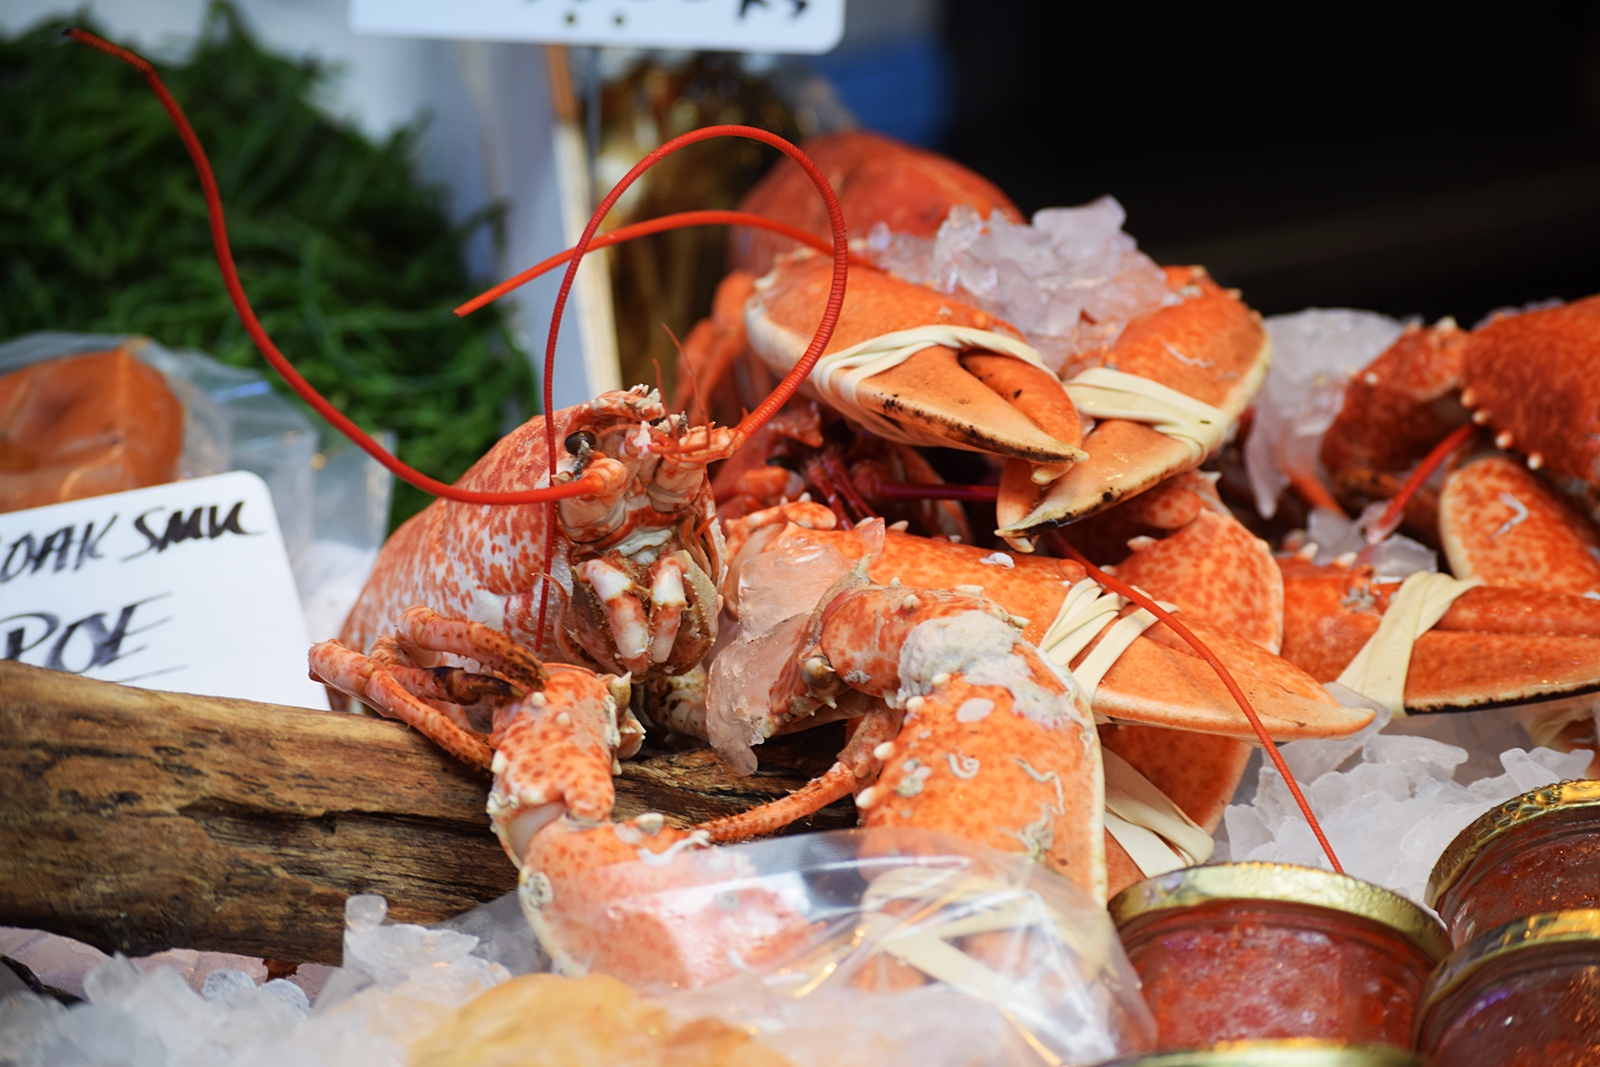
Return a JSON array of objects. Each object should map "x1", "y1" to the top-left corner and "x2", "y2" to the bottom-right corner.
[
  {"x1": 534, "y1": 828, "x2": 1155, "y2": 1066},
  {"x1": 0, "y1": 344, "x2": 188, "y2": 512}
]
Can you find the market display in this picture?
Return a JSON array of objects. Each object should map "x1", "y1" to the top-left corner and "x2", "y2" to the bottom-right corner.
[{"x1": 4, "y1": 20, "x2": 1600, "y2": 1067}]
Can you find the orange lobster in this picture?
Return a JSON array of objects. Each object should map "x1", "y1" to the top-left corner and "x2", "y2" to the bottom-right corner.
[{"x1": 82, "y1": 26, "x2": 1349, "y2": 984}]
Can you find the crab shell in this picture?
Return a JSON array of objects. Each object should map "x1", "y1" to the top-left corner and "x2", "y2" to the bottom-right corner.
[
  {"x1": 730, "y1": 130, "x2": 1023, "y2": 278},
  {"x1": 341, "y1": 388, "x2": 727, "y2": 685},
  {"x1": 1455, "y1": 295, "x2": 1600, "y2": 489},
  {"x1": 1439, "y1": 453, "x2": 1600, "y2": 597},
  {"x1": 1321, "y1": 295, "x2": 1600, "y2": 520}
]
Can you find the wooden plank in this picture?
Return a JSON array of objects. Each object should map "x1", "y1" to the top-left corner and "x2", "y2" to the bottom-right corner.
[{"x1": 0, "y1": 662, "x2": 850, "y2": 964}]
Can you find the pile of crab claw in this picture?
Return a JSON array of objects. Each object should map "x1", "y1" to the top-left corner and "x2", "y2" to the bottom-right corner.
[{"x1": 307, "y1": 132, "x2": 1600, "y2": 1008}]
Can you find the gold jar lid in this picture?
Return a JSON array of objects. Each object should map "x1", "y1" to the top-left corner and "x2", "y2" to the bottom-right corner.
[
  {"x1": 1425, "y1": 779, "x2": 1600, "y2": 908},
  {"x1": 1110, "y1": 1039, "x2": 1426, "y2": 1065},
  {"x1": 1108, "y1": 862, "x2": 1449, "y2": 963},
  {"x1": 1416, "y1": 908, "x2": 1600, "y2": 1026}
]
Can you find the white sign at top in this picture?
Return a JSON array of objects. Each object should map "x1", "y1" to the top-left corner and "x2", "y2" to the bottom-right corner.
[{"x1": 350, "y1": 0, "x2": 845, "y2": 54}]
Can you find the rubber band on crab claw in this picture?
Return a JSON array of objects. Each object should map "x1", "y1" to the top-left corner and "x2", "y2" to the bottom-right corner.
[{"x1": 1045, "y1": 531, "x2": 1344, "y2": 874}]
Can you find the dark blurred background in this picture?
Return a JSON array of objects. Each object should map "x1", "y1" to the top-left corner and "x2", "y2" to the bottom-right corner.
[{"x1": 934, "y1": 0, "x2": 1600, "y2": 324}]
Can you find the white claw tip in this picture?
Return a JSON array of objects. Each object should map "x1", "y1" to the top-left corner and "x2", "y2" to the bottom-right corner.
[
  {"x1": 1472, "y1": 410, "x2": 1492, "y2": 425},
  {"x1": 873, "y1": 741, "x2": 895, "y2": 760},
  {"x1": 491, "y1": 751, "x2": 508, "y2": 775},
  {"x1": 855, "y1": 785, "x2": 880, "y2": 809},
  {"x1": 930, "y1": 673, "x2": 951, "y2": 688},
  {"x1": 1333, "y1": 551, "x2": 1358, "y2": 568},
  {"x1": 900, "y1": 594, "x2": 922, "y2": 610},
  {"x1": 1495, "y1": 430, "x2": 1514, "y2": 449},
  {"x1": 1527, "y1": 452, "x2": 1544, "y2": 470},
  {"x1": 905, "y1": 695, "x2": 927, "y2": 713}
]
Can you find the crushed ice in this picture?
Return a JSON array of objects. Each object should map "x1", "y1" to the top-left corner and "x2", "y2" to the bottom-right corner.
[
  {"x1": 1218, "y1": 693, "x2": 1595, "y2": 904},
  {"x1": 866, "y1": 199, "x2": 1177, "y2": 378},
  {"x1": 0, "y1": 895, "x2": 511, "y2": 1067},
  {"x1": 1292, "y1": 504, "x2": 1439, "y2": 580},
  {"x1": 1244, "y1": 309, "x2": 1405, "y2": 519}
]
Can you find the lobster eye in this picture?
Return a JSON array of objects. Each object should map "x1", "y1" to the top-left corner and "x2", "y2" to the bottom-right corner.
[{"x1": 564, "y1": 430, "x2": 597, "y2": 456}]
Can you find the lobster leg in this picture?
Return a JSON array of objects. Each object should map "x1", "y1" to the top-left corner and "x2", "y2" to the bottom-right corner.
[
  {"x1": 309, "y1": 640, "x2": 495, "y2": 770},
  {"x1": 698, "y1": 699, "x2": 904, "y2": 842}
]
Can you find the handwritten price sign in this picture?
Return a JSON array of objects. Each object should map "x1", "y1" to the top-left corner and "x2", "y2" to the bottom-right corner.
[
  {"x1": 0, "y1": 471, "x2": 328, "y2": 710},
  {"x1": 350, "y1": 0, "x2": 846, "y2": 54}
]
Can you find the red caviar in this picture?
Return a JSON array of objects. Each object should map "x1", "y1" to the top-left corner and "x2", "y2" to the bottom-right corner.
[
  {"x1": 1110, "y1": 865, "x2": 1446, "y2": 1052},
  {"x1": 1427, "y1": 781, "x2": 1600, "y2": 946}
]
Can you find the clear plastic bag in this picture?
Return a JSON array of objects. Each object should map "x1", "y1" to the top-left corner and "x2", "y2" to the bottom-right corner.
[{"x1": 535, "y1": 828, "x2": 1155, "y2": 1066}]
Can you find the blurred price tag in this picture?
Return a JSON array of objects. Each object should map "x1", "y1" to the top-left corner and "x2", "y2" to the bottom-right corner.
[
  {"x1": 350, "y1": 0, "x2": 845, "y2": 54},
  {"x1": 0, "y1": 471, "x2": 329, "y2": 710}
]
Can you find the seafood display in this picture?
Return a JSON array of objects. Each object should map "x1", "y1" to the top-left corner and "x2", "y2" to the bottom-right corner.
[{"x1": 25, "y1": 27, "x2": 1600, "y2": 1065}]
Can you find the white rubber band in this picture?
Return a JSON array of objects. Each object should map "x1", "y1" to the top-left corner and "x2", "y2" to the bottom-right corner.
[
  {"x1": 861, "y1": 868, "x2": 1100, "y2": 1029},
  {"x1": 809, "y1": 326, "x2": 1053, "y2": 446},
  {"x1": 1102, "y1": 749, "x2": 1214, "y2": 878},
  {"x1": 1063, "y1": 366, "x2": 1229, "y2": 464},
  {"x1": 1036, "y1": 578, "x2": 1173, "y2": 702},
  {"x1": 1336, "y1": 571, "x2": 1484, "y2": 716}
]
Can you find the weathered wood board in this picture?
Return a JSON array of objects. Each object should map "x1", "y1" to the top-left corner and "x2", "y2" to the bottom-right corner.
[{"x1": 0, "y1": 662, "x2": 850, "y2": 964}]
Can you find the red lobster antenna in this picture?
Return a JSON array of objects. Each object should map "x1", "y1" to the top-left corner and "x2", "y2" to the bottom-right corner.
[
  {"x1": 1363, "y1": 423, "x2": 1476, "y2": 544},
  {"x1": 69, "y1": 26, "x2": 850, "y2": 654},
  {"x1": 1047, "y1": 532, "x2": 1343, "y2": 873},
  {"x1": 516, "y1": 123, "x2": 848, "y2": 647},
  {"x1": 66, "y1": 29, "x2": 850, "y2": 508}
]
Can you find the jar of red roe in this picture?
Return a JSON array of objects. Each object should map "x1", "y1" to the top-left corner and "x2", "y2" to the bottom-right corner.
[
  {"x1": 1109, "y1": 1040, "x2": 1427, "y2": 1066},
  {"x1": 1426, "y1": 780, "x2": 1600, "y2": 946},
  {"x1": 1412, "y1": 909, "x2": 1600, "y2": 1066},
  {"x1": 1109, "y1": 864, "x2": 1448, "y2": 1051}
]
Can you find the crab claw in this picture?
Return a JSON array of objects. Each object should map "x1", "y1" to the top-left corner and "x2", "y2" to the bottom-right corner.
[
  {"x1": 1439, "y1": 454, "x2": 1600, "y2": 597},
  {"x1": 998, "y1": 267, "x2": 1271, "y2": 535},
  {"x1": 745, "y1": 254, "x2": 1087, "y2": 469}
]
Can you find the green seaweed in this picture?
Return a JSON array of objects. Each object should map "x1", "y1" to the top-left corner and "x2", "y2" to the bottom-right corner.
[{"x1": 0, "y1": 3, "x2": 537, "y2": 528}]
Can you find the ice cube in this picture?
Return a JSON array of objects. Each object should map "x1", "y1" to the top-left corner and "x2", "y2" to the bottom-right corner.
[
  {"x1": 202, "y1": 968, "x2": 258, "y2": 1003},
  {"x1": 1222, "y1": 803, "x2": 1272, "y2": 858},
  {"x1": 1363, "y1": 734, "x2": 1468, "y2": 778},
  {"x1": 1499, "y1": 747, "x2": 1573, "y2": 792},
  {"x1": 1357, "y1": 533, "x2": 1438, "y2": 580},
  {"x1": 437, "y1": 891, "x2": 550, "y2": 976},
  {"x1": 345, "y1": 895, "x2": 388, "y2": 933}
]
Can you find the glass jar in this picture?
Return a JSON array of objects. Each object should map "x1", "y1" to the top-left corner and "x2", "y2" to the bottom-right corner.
[
  {"x1": 1426, "y1": 780, "x2": 1600, "y2": 946},
  {"x1": 1108, "y1": 1041, "x2": 1427, "y2": 1066},
  {"x1": 1413, "y1": 909, "x2": 1600, "y2": 1067},
  {"x1": 1109, "y1": 863, "x2": 1448, "y2": 1052}
]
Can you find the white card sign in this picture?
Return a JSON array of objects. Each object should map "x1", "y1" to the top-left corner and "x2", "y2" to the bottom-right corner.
[
  {"x1": 350, "y1": 0, "x2": 846, "y2": 54},
  {"x1": 0, "y1": 471, "x2": 329, "y2": 710}
]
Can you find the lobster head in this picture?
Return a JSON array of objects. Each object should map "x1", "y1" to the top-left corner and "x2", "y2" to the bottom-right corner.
[{"x1": 554, "y1": 387, "x2": 732, "y2": 684}]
